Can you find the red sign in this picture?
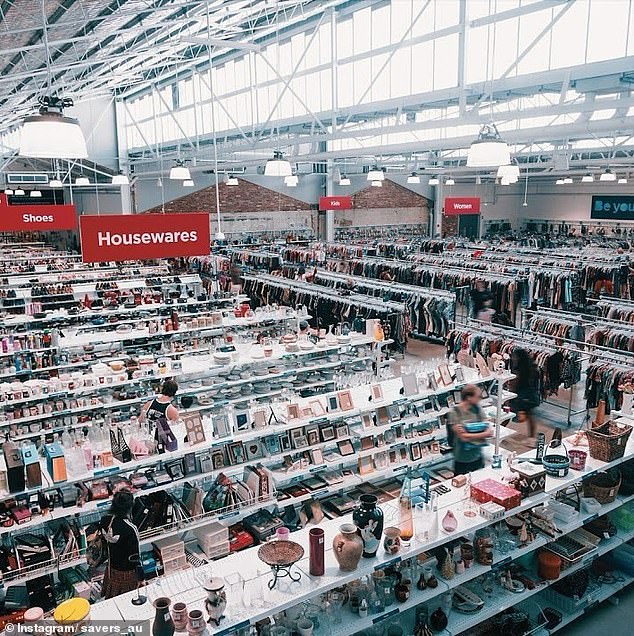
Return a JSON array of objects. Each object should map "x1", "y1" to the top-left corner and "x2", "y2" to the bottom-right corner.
[
  {"x1": 319, "y1": 196, "x2": 352, "y2": 211},
  {"x1": 0, "y1": 194, "x2": 76, "y2": 231},
  {"x1": 79, "y1": 213, "x2": 210, "y2": 263},
  {"x1": 444, "y1": 197, "x2": 481, "y2": 215}
]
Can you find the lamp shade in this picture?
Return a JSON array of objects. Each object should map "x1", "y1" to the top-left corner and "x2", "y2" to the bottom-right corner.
[
  {"x1": 555, "y1": 179, "x2": 564, "y2": 185},
  {"x1": 581, "y1": 174, "x2": 594, "y2": 183},
  {"x1": 226, "y1": 175, "x2": 239, "y2": 186},
  {"x1": 14, "y1": 189, "x2": 24, "y2": 196},
  {"x1": 49, "y1": 179, "x2": 63, "y2": 188},
  {"x1": 19, "y1": 113, "x2": 88, "y2": 159},
  {"x1": 467, "y1": 124, "x2": 510, "y2": 167},
  {"x1": 445, "y1": 178, "x2": 455, "y2": 186},
  {"x1": 4, "y1": 189, "x2": 13, "y2": 195},
  {"x1": 30, "y1": 190, "x2": 42, "y2": 198},
  {"x1": 599, "y1": 169, "x2": 616, "y2": 182},
  {"x1": 370, "y1": 180, "x2": 382, "y2": 187},
  {"x1": 618, "y1": 177, "x2": 628, "y2": 184},
  {"x1": 264, "y1": 151, "x2": 292, "y2": 177},
  {"x1": 428, "y1": 176, "x2": 439, "y2": 185},
  {"x1": 497, "y1": 164, "x2": 520, "y2": 180},
  {"x1": 367, "y1": 168, "x2": 385, "y2": 181},
  {"x1": 183, "y1": 179, "x2": 194, "y2": 187},
  {"x1": 170, "y1": 164, "x2": 191, "y2": 180},
  {"x1": 111, "y1": 173, "x2": 129, "y2": 185},
  {"x1": 75, "y1": 176, "x2": 90, "y2": 186},
  {"x1": 563, "y1": 177, "x2": 573, "y2": 184},
  {"x1": 500, "y1": 177, "x2": 512, "y2": 186},
  {"x1": 339, "y1": 175, "x2": 351, "y2": 186},
  {"x1": 407, "y1": 173, "x2": 420, "y2": 184},
  {"x1": 284, "y1": 175, "x2": 298, "y2": 187}
]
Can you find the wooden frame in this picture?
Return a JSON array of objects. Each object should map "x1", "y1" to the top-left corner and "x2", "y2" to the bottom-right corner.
[
  {"x1": 309, "y1": 399, "x2": 326, "y2": 417},
  {"x1": 438, "y1": 363, "x2": 453, "y2": 386},
  {"x1": 320, "y1": 425, "x2": 336, "y2": 442},
  {"x1": 227, "y1": 442, "x2": 245, "y2": 465},
  {"x1": 337, "y1": 439, "x2": 355, "y2": 456},
  {"x1": 371, "y1": 384, "x2": 383, "y2": 401},
  {"x1": 286, "y1": 404, "x2": 301, "y2": 420},
  {"x1": 183, "y1": 413, "x2": 205, "y2": 446},
  {"x1": 337, "y1": 390, "x2": 354, "y2": 411},
  {"x1": 358, "y1": 455, "x2": 374, "y2": 475}
]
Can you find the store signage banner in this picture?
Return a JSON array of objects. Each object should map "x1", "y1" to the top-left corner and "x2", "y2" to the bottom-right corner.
[
  {"x1": 0, "y1": 195, "x2": 76, "y2": 231},
  {"x1": 444, "y1": 197, "x2": 481, "y2": 215},
  {"x1": 319, "y1": 196, "x2": 352, "y2": 210},
  {"x1": 79, "y1": 213, "x2": 210, "y2": 262},
  {"x1": 591, "y1": 195, "x2": 634, "y2": 220}
]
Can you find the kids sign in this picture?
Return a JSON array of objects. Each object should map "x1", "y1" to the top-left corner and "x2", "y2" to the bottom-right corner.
[
  {"x1": 318, "y1": 196, "x2": 352, "y2": 210},
  {"x1": 0, "y1": 194, "x2": 76, "y2": 231},
  {"x1": 79, "y1": 213, "x2": 210, "y2": 262}
]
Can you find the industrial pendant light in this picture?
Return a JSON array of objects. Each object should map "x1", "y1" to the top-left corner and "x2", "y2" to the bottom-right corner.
[
  {"x1": 284, "y1": 175, "x2": 298, "y2": 187},
  {"x1": 367, "y1": 166, "x2": 385, "y2": 181},
  {"x1": 563, "y1": 177, "x2": 573, "y2": 184},
  {"x1": 339, "y1": 174, "x2": 351, "y2": 186},
  {"x1": 49, "y1": 178, "x2": 63, "y2": 188},
  {"x1": 75, "y1": 175, "x2": 90, "y2": 186},
  {"x1": 111, "y1": 172, "x2": 129, "y2": 185},
  {"x1": 445, "y1": 177, "x2": 455, "y2": 186},
  {"x1": 618, "y1": 177, "x2": 628, "y2": 184},
  {"x1": 14, "y1": 189, "x2": 25, "y2": 196},
  {"x1": 555, "y1": 179, "x2": 564, "y2": 185},
  {"x1": 407, "y1": 172, "x2": 420, "y2": 184},
  {"x1": 467, "y1": 123, "x2": 510, "y2": 168},
  {"x1": 581, "y1": 174, "x2": 594, "y2": 183},
  {"x1": 30, "y1": 190, "x2": 42, "y2": 197},
  {"x1": 370, "y1": 180, "x2": 382, "y2": 187},
  {"x1": 183, "y1": 179, "x2": 195, "y2": 187},
  {"x1": 428, "y1": 176, "x2": 439, "y2": 185},
  {"x1": 170, "y1": 160, "x2": 191, "y2": 180},
  {"x1": 599, "y1": 169, "x2": 616, "y2": 182},
  {"x1": 225, "y1": 175, "x2": 239, "y2": 186},
  {"x1": 19, "y1": 96, "x2": 88, "y2": 159},
  {"x1": 497, "y1": 164, "x2": 519, "y2": 182},
  {"x1": 264, "y1": 151, "x2": 292, "y2": 177},
  {"x1": 4, "y1": 189, "x2": 13, "y2": 195}
]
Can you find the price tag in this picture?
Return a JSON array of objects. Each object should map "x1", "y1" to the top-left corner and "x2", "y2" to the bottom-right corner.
[
  {"x1": 393, "y1": 465, "x2": 408, "y2": 473},
  {"x1": 373, "y1": 608, "x2": 400, "y2": 624},
  {"x1": 585, "y1": 513, "x2": 599, "y2": 523},
  {"x1": 96, "y1": 501, "x2": 111, "y2": 509},
  {"x1": 313, "y1": 490, "x2": 329, "y2": 499},
  {"x1": 312, "y1": 418, "x2": 329, "y2": 427}
]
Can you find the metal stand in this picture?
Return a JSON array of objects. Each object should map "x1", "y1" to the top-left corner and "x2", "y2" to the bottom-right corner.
[{"x1": 267, "y1": 564, "x2": 301, "y2": 589}]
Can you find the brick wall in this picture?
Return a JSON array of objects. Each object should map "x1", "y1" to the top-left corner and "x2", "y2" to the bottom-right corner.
[{"x1": 351, "y1": 179, "x2": 430, "y2": 210}]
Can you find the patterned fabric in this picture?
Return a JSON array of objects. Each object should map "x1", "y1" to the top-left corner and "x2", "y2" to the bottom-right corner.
[{"x1": 102, "y1": 566, "x2": 138, "y2": 599}]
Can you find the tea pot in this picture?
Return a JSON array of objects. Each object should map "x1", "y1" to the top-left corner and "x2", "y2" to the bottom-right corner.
[{"x1": 202, "y1": 577, "x2": 227, "y2": 626}]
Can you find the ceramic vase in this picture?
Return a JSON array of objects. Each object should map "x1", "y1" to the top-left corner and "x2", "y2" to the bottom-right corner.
[
  {"x1": 353, "y1": 494, "x2": 384, "y2": 558},
  {"x1": 332, "y1": 523, "x2": 364, "y2": 571},
  {"x1": 429, "y1": 608, "x2": 448, "y2": 632},
  {"x1": 309, "y1": 527, "x2": 325, "y2": 576},
  {"x1": 171, "y1": 602, "x2": 188, "y2": 632},
  {"x1": 152, "y1": 597, "x2": 175, "y2": 636}
]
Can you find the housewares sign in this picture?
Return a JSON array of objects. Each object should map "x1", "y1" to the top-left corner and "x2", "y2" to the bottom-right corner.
[
  {"x1": 318, "y1": 196, "x2": 352, "y2": 210},
  {"x1": 444, "y1": 197, "x2": 481, "y2": 215},
  {"x1": 79, "y1": 213, "x2": 210, "y2": 262},
  {"x1": 591, "y1": 195, "x2": 634, "y2": 221},
  {"x1": 0, "y1": 194, "x2": 76, "y2": 231}
]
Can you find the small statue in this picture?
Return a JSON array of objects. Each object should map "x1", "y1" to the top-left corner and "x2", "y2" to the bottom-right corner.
[{"x1": 203, "y1": 577, "x2": 227, "y2": 626}]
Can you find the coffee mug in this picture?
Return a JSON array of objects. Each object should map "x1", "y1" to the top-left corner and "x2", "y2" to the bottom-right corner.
[{"x1": 297, "y1": 618, "x2": 313, "y2": 636}]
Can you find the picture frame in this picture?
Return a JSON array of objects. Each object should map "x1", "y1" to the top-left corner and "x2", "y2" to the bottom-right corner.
[
  {"x1": 446, "y1": 393, "x2": 455, "y2": 408},
  {"x1": 301, "y1": 406, "x2": 314, "y2": 419},
  {"x1": 306, "y1": 427, "x2": 320, "y2": 447},
  {"x1": 383, "y1": 429, "x2": 396, "y2": 445},
  {"x1": 211, "y1": 448, "x2": 225, "y2": 469},
  {"x1": 438, "y1": 363, "x2": 453, "y2": 387},
  {"x1": 402, "y1": 373, "x2": 419, "y2": 397},
  {"x1": 376, "y1": 406, "x2": 390, "y2": 426},
  {"x1": 454, "y1": 367, "x2": 465, "y2": 384},
  {"x1": 309, "y1": 399, "x2": 326, "y2": 417},
  {"x1": 327, "y1": 394, "x2": 340, "y2": 412},
  {"x1": 337, "y1": 439, "x2": 355, "y2": 456},
  {"x1": 453, "y1": 390, "x2": 462, "y2": 404},
  {"x1": 320, "y1": 425, "x2": 336, "y2": 442},
  {"x1": 361, "y1": 413, "x2": 374, "y2": 430},
  {"x1": 336, "y1": 423, "x2": 349, "y2": 439},
  {"x1": 227, "y1": 442, "x2": 245, "y2": 465},
  {"x1": 290, "y1": 428, "x2": 305, "y2": 446},
  {"x1": 387, "y1": 404, "x2": 401, "y2": 422},
  {"x1": 358, "y1": 456, "x2": 374, "y2": 475},
  {"x1": 213, "y1": 413, "x2": 231, "y2": 439},
  {"x1": 337, "y1": 390, "x2": 354, "y2": 411},
  {"x1": 252, "y1": 408, "x2": 268, "y2": 429},
  {"x1": 374, "y1": 451, "x2": 389, "y2": 470},
  {"x1": 244, "y1": 440, "x2": 263, "y2": 461},
  {"x1": 410, "y1": 443, "x2": 422, "y2": 462},
  {"x1": 293, "y1": 434, "x2": 309, "y2": 449},
  {"x1": 264, "y1": 435, "x2": 281, "y2": 457},
  {"x1": 427, "y1": 373, "x2": 438, "y2": 392},
  {"x1": 399, "y1": 447, "x2": 408, "y2": 461},
  {"x1": 234, "y1": 408, "x2": 250, "y2": 432},
  {"x1": 360, "y1": 436, "x2": 374, "y2": 451},
  {"x1": 475, "y1": 353, "x2": 491, "y2": 378},
  {"x1": 389, "y1": 449, "x2": 398, "y2": 464},
  {"x1": 287, "y1": 404, "x2": 301, "y2": 420},
  {"x1": 279, "y1": 432, "x2": 292, "y2": 452},
  {"x1": 183, "y1": 413, "x2": 206, "y2": 446},
  {"x1": 371, "y1": 384, "x2": 383, "y2": 401},
  {"x1": 310, "y1": 448, "x2": 324, "y2": 465}
]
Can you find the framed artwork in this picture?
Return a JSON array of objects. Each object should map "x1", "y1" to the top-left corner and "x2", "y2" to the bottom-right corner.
[
  {"x1": 376, "y1": 406, "x2": 390, "y2": 426},
  {"x1": 293, "y1": 434, "x2": 309, "y2": 449},
  {"x1": 374, "y1": 451, "x2": 388, "y2": 470},
  {"x1": 309, "y1": 399, "x2": 326, "y2": 417},
  {"x1": 336, "y1": 423, "x2": 349, "y2": 438},
  {"x1": 264, "y1": 435, "x2": 281, "y2": 456},
  {"x1": 287, "y1": 404, "x2": 301, "y2": 420},
  {"x1": 301, "y1": 406, "x2": 315, "y2": 419},
  {"x1": 360, "y1": 436, "x2": 374, "y2": 451},
  {"x1": 290, "y1": 428, "x2": 305, "y2": 446},
  {"x1": 280, "y1": 432, "x2": 292, "y2": 452},
  {"x1": 399, "y1": 447, "x2": 408, "y2": 462},
  {"x1": 252, "y1": 408, "x2": 268, "y2": 429},
  {"x1": 453, "y1": 390, "x2": 462, "y2": 404},
  {"x1": 327, "y1": 394, "x2": 340, "y2": 412},
  {"x1": 438, "y1": 364, "x2": 453, "y2": 387},
  {"x1": 446, "y1": 394, "x2": 455, "y2": 408},
  {"x1": 387, "y1": 404, "x2": 401, "y2": 422},
  {"x1": 388, "y1": 449, "x2": 398, "y2": 464},
  {"x1": 183, "y1": 413, "x2": 205, "y2": 446},
  {"x1": 338, "y1": 390, "x2": 354, "y2": 411},
  {"x1": 361, "y1": 413, "x2": 374, "y2": 430},
  {"x1": 245, "y1": 440, "x2": 263, "y2": 461},
  {"x1": 375, "y1": 433, "x2": 385, "y2": 447},
  {"x1": 320, "y1": 425, "x2": 336, "y2": 442},
  {"x1": 337, "y1": 439, "x2": 355, "y2": 456},
  {"x1": 475, "y1": 353, "x2": 491, "y2": 378},
  {"x1": 454, "y1": 367, "x2": 465, "y2": 384},
  {"x1": 410, "y1": 443, "x2": 422, "y2": 462},
  {"x1": 371, "y1": 384, "x2": 383, "y2": 401},
  {"x1": 383, "y1": 429, "x2": 396, "y2": 445},
  {"x1": 213, "y1": 413, "x2": 231, "y2": 439},
  {"x1": 358, "y1": 456, "x2": 374, "y2": 475},
  {"x1": 402, "y1": 373, "x2": 419, "y2": 397},
  {"x1": 431, "y1": 440, "x2": 441, "y2": 454},
  {"x1": 234, "y1": 408, "x2": 250, "y2": 432},
  {"x1": 310, "y1": 448, "x2": 324, "y2": 465},
  {"x1": 423, "y1": 400, "x2": 434, "y2": 414},
  {"x1": 306, "y1": 427, "x2": 320, "y2": 447},
  {"x1": 211, "y1": 449, "x2": 225, "y2": 469},
  {"x1": 427, "y1": 373, "x2": 438, "y2": 392},
  {"x1": 227, "y1": 442, "x2": 245, "y2": 465}
]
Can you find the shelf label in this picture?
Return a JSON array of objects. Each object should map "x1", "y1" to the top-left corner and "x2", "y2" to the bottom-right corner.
[
  {"x1": 585, "y1": 513, "x2": 599, "y2": 523},
  {"x1": 215, "y1": 621, "x2": 250, "y2": 636},
  {"x1": 375, "y1": 557, "x2": 400, "y2": 571},
  {"x1": 393, "y1": 465, "x2": 408, "y2": 473},
  {"x1": 218, "y1": 510, "x2": 240, "y2": 521},
  {"x1": 96, "y1": 501, "x2": 111, "y2": 509},
  {"x1": 94, "y1": 467, "x2": 119, "y2": 477},
  {"x1": 309, "y1": 464, "x2": 327, "y2": 473},
  {"x1": 496, "y1": 556, "x2": 512, "y2": 567},
  {"x1": 373, "y1": 608, "x2": 399, "y2": 624},
  {"x1": 313, "y1": 490, "x2": 329, "y2": 499}
]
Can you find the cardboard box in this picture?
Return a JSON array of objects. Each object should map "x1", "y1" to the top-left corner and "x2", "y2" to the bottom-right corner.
[{"x1": 471, "y1": 478, "x2": 521, "y2": 511}]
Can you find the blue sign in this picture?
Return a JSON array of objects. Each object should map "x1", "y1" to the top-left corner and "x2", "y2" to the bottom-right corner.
[{"x1": 591, "y1": 195, "x2": 634, "y2": 220}]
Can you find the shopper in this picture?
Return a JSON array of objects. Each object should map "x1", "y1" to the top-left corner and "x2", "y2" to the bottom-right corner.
[
  {"x1": 140, "y1": 379, "x2": 179, "y2": 423},
  {"x1": 100, "y1": 490, "x2": 141, "y2": 599},
  {"x1": 510, "y1": 348, "x2": 540, "y2": 438},
  {"x1": 447, "y1": 384, "x2": 492, "y2": 475}
]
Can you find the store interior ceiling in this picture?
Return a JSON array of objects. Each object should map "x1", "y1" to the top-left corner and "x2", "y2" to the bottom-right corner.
[{"x1": 1, "y1": 0, "x2": 634, "y2": 187}]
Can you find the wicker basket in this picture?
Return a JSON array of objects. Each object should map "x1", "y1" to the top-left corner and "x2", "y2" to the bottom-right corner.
[
  {"x1": 582, "y1": 470, "x2": 622, "y2": 504},
  {"x1": 586, "y1": 421, "x2": 633, "y2": 462},
  {"x1": 542, "y1": 441, "x2": 570, "y2": 478}
]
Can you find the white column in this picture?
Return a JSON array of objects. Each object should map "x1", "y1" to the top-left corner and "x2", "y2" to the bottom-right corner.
[
  {"x1": 433, "y1": 182, "x2": 443, "y2": 237},
  {"x1": 325, "y1": 160, "x2": 334, "y2": 243}
]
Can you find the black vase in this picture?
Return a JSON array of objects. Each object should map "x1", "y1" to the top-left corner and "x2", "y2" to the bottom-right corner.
[
  {"x1": 429, "y1": 608, "x2": 448, "y2": 633},
  {"x1": 352, "y1": 494, "x2": 384, "y2": 557}
]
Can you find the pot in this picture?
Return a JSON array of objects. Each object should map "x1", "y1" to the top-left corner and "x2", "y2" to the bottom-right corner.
[{"x1": 332, "y1": 523, "x2": 363, "y2": 572}]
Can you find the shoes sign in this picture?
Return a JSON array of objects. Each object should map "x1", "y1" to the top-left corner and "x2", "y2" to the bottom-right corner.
[
  {"x1": 79, "y1": 212, "x2": 211, "y2": 262},
  {"x1": 319, "y1": 196, "x2": 352, "y2": 210},
  {"x1": 0, "y1": 194, "x2": 76, "y2": 231},
  {"x1": 444, "y1": 197, "x2": 481, "y2": 215}
]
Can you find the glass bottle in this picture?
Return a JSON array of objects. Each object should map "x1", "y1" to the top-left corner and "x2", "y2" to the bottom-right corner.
[{"x1": 399, "y1": 469, "x2": 414, "y2": 547}]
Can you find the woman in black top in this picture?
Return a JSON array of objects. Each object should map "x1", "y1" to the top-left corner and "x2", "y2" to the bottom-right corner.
[
  {"x1": 100, "y1": 490, "x2": 141, "y2": 599},
  {"x1": 511, "y1": 348, "x2": 540, "y2": 438},
  {"x1": 140, "y1": 379, "x2": 179, "y2": 423}
]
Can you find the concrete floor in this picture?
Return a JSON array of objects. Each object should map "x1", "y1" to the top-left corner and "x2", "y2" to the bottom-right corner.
[{"x1": 401, "y1": 337, "x2": 633, "y2": 636}]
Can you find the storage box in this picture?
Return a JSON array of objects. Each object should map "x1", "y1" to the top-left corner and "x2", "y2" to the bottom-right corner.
[
  {"x1": 471, "y1": 478, "x2": 522, "y2": 511},
  {"x1": 152, "y1": 536, "x2": 185, "y2": 561},
  {"x1": 510, "y1": 462, "x2": 546, "y2": 498},
  {"x1": 480, "y1": 501, "x2": 506, "y2": 520},
  {"x1": 44, "y1": 443, "x2": 67, "y2": 483},
  {"x1": 162, "y1": 553, "x2": 189, "y2": 575}
]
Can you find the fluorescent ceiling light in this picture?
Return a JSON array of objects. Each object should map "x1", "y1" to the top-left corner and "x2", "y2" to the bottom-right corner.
[
  {"x1": 407, "y1": 173, "x2": 420, "y2": 184},
  {"x1": 19, "y1": 96, "x2": 87, "y2": 159},
  {"x1": 284, "y1": 175, "x2": 298, "y2": 187},
  {"x1": 445, "y1": 178, "x2": 455, "y2": 186},
  {"x1": 428, "y1": 176, "x2": 439, "y2": 185},
  {"x1": 467, "y1": 123, "x2": 510, "y2": 168},
  {"x1": 600, "y1": 169, "x2": 616, "y2": 182},
  {"x1": 14, "y1": 189, "x2": 24, "y2": 196},
  {"x1": 618, "y1": 177, "x2": 628, "y2": 184},
  {"x1": 226, "y1": 175, "x2": 239, "y2": 186},
  {"x1": 30, "y1": 190, "x2": 42, "y2": 198},
  {"x1": 563, "y1": 177, "x2": 573, "y2": 184},
  {"x1": 183, "y1": 179, "x2": 194, "y2": 187},
  {"x1": 367, "y1": 167, "x2": 385, "y2": 181},
  {"x1": 4, "y1": 189, "x2": 13, "y2": 195},
  {"x1": 371, "y1": 180, "x2": 382, "y2": 187},
  {"x1": 75, "y1": 176, "x2": 90, "y2": 186},
  {"x1": 264, "y1": 151, "x2": 292, "y2": 177},
  {"x1": 170, "y1": 161, "x2": 190, "y2": 180},
  {"x1": 555, "y1": 179, "x2": 565, "y2": 185},
  {"x1": 49, "y1": 179, "x2": 63, "y2": 188},
  {"x1": 339, "y1": 175, "x2": 351, "y2": 186},
  {"x1": 111, "y1": 173, "x2": 129, "y2": 185},
  {"x1": 497, "y1": 165, "x2": 520, "y2": 180},
  {"x1": 581, "y1": 174, "x2": 594, "y2": 183}
]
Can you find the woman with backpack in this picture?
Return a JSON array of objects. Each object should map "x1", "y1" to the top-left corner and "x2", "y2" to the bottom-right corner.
[{"x1": 100, "y1": 490, "x2": 141, "y2": 599}]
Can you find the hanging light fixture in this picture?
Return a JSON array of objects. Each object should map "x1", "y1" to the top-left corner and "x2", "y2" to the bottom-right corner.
[
  {"x1": 500, "y1": 177, "x2": 512, "y2": 186},
  {"x1": 497, "y1": 164, "x2": 519, "y2": 182},
  {"x1": 600, "y1": 168, "x2": 616, "y2": 182},
  {"x1": 339, "y1": 175, "x2": 351, "y2": 186},
  {"x1": 367, "y1": 166, "x2": 385, "y2": 181},
  {"x1": 618, "y1": 177, "x2": 628, "y2": 184},
  {"x1": 264, "y1": 150, "x2": 292, "y2": 177},
  {"x1": 183, "y1": 179, "x2": 194, "y2": 187},
  {"x1": 445, "y1": 177, "x2": 455, "y2": 186},
  {"x1": 30, "y1": 190, "x2": 42, "y2": 198},
  {"x1": 111, "y1": 172, "x2": 129, "y2": 185},
  {"x1": 407, "y1": 172, "x2": 420, "y2": 184},
  {"x1": 284, "y1": 175, "x2": 298, "y2": 187},
  {"x1": 4, "y1": 189, "x2": 13, "y2": 195},
  {"x1": 467, "y1": 123, "x2": 510, "y2": 168},
  {"x1": 215, "y1": 231, "x2": 226, "y2": 241},
  {"x1": 225, "y1": 175, "x2": 239, "y2": 186},
  {"x1": 371, "y1": 180, "x2": 382, "y2": 187},
  {"x1": 19, "y1": 96, "x2": 88, "y2": 159},
  {"x1": 428, "y1": 176, "x2": 439, "y2": 185},
  {"x1": 49, "y1": 178, "x2": 63, "y2": 188},
  {"x1": 75, "y1": 176, "x2": 90, "y2": 186},
  {"x1": 563, "y1": 177, "x2": 573, "y2": 184},
  {"x1": 14, "y1": 189, "x2": 25, "y2": 196},
  {"x1": 555, "y1": 179, "x2": 565, "y2": 185},
  {"x1": 170, "y1": 160, "x2": 191, "y2": 180},
  {"x1": 581, "y1": 174, "x2": 594, "y2": 183}
]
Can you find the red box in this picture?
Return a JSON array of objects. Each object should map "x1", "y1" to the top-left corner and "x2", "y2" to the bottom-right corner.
[{"x1": 471, "y1": 478, "x2": 522, "y2": 511}]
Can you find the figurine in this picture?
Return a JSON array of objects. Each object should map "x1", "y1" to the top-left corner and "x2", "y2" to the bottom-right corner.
[{"x1": 203, "y1": 577, "x2": 227, "y2": 626}]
